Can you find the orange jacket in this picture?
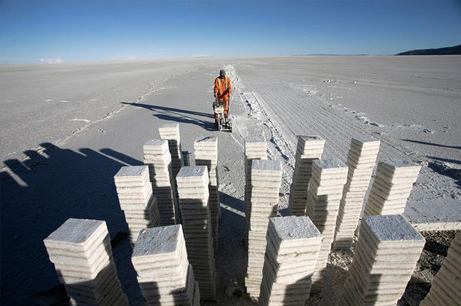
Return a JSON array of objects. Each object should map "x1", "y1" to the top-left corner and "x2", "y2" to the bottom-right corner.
[{"x1": 214, "y1": 76, "x2": 232, "y2": 102}]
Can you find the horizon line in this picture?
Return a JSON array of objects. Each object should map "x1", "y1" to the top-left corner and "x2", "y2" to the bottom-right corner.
[{"x1": 0, "y1": 54, "x2": 400, "y2": 66}]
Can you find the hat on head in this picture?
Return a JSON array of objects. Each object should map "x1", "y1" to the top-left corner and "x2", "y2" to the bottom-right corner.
[{"x1": 219, "y1": 69, "x2": 226, "y2": 77}]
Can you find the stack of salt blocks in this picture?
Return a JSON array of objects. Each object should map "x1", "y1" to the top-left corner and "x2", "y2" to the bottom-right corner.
[
  {"x1": 44, "y1": 218, "x2": 129, "y2": 306},
  {"x1": 420, "y1": 233, "x2": 461, "y2": 305},
  {"x1": 131, "y1": 225, "x2": 200, "y2": 306},
  {"x1": 159, "y1": 123, "x2": 184, "y2": 222},
  {"x1": 114, "y1": 165, "x2": 160, "y2": 245},
  {"x1": 259, "y1": 216, "x2": 322, "y2": 306},
  {"x1": 306, "y1": 158, "x2": 348, "y2": 285},
  {"x1": 246, "y1": 160, "x2": 283, "y2": 299},
  {"x1": 194, "y1": 136, "x2": 220, "y2": 253},
  {"x1": 159, "y1": 123, "x2": 184, "y2": 177},
  {"x1": 143, "y1": 139, "x2": 177, "y2": 225},
  {"x1": 244, "y1": 136, "x2": 267, "y2": 233},
  {"x1": 176, "y1": 166, "x2": 216, "y2": 301},
  {"x1": 334, "y1": 136, "x2": 380, "y2": 249},
  {"x1": 339, "y1": 215, "x2": 425, "y2": 305},
  {"x1": 364, "y1": 159, "x2": 421, "y2": 216},
  {"x1": 288, "y1": 135, "x2": 325, "y2": 216}
]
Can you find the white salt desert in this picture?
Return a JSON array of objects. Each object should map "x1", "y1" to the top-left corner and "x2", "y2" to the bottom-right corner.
[{"x1": 2, "y1": 56, "x2": 460, "y2": 305}]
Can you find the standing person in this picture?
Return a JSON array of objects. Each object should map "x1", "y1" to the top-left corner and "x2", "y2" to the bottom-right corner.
[{"x1": 214, "y1": 69, "x2": 232, "y2": 119}]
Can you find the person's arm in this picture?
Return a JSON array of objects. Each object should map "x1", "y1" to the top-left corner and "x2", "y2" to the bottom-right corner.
[{"x1": 214, "y1": 78, "x2": 219, "y2": 97}]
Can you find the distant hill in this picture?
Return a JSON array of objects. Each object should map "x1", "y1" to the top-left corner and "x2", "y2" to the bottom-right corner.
[{"x1": 397, "y1": 44, "x2": 461, "y2": 55}]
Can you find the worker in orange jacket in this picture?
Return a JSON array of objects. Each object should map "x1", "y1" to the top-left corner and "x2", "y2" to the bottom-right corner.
[{"x1": 214, "y1": 69, "x2": 232, "y2": 118}]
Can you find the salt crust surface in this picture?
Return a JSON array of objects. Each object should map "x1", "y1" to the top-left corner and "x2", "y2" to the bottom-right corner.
[
  {"x1": 132, "y1": 225, "x2": 181, "y2": 257},
  {"x1": 115, "y1": 165, "x2": 148, "y2": 177},
  {"x1": 251, "y1": 160, "x2": 282, "y2": 171},
  {"x1": 270, "y1": 216, "x2": 321, "y2": 240},
  {"x1": 314, "y1": 158, "x2": 347, "y2": 169},
  {"x1": 144, "y1": 139, "x2": 168, "y2": 146},
  {"x1": 177, "y1": 166, "x2": 207, "y2": 178},
  {"x1": 45, "y1": 218, "x2": 105, "y2": 244},
  {"x1": 363, "y1": 215, "x2": 424, "y2": 242}
]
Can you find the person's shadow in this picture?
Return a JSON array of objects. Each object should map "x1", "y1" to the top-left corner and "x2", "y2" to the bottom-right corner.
[
  {"x1": 121, "y1": 102, "x2": 216, "y2": 131},
  {"x1": 1, "y1": 143, "x2": 145, "y2": 305}
]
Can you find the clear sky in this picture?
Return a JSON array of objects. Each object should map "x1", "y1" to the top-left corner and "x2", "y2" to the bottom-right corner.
[{"x1": 0, "y1": 0, "x2": 460, "y2": 64}]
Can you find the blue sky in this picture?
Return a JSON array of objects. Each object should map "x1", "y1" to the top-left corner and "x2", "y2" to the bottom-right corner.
[{"x1": 0, "y1": 0, "x2": 460, "y2": 64}]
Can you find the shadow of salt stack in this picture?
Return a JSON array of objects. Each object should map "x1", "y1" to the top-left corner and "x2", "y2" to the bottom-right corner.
[
  {"x1": 259, "y1": 216, "x2": 322, "y2": 306},
  {"x1": 131, "y1": 225, "x2": 200, "y2": 306},
  {"x1": 244, "y1": 136, "x2": 268, "y2": 240},
  {"x1": 182, "y1": 150, "x2": 192, "y2": 166},
  {"x1": 288, "y1": 135, "x2": 325, "y2": 216},
  {"x1": 420, "y1": 233, "x2": 461, "y2": 305},
  {"x1": 143, "y1": 139, "x2": 178, "y2": 225},
  {"x1": 176, "y1": 166, "x2": 217, "y2": 301},
  {"x1": 364, "y1": 159, "x2": 421, "y2": 216},
  {"x1": 43, "y1": 218, "x2": 129, "y2": 306},
  {"x1": 306, "y1": 158, "x2": 348, "y2": 287},
  {"x1": 246, "y1": 160, "x2": 283, "y2": 299},
  {"x1": 113, "y1": 165, "x2": 160, "y2": 245},
  {"x1": 194, "y1": 136, "x2": 221, "y2": 254},
  {"x1": 339, "y1": 215, "x2": 425, "y2": 305},
  {"x1": 333, "y1": 136, "x2": 381, "y2": 250}
]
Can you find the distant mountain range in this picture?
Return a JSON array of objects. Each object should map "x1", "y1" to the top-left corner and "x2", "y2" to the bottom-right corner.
[{"x1": 397, "y1": 44, "x2": 461, "y2": 55}]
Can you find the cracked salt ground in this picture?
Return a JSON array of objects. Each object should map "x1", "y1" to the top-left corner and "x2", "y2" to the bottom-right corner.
[
  {"x1": 71, "y1": 118, "x2": 91, "y2": 123},
  {"x1": 2, "y1": 57, "x2": 461, "y2": 306}
]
